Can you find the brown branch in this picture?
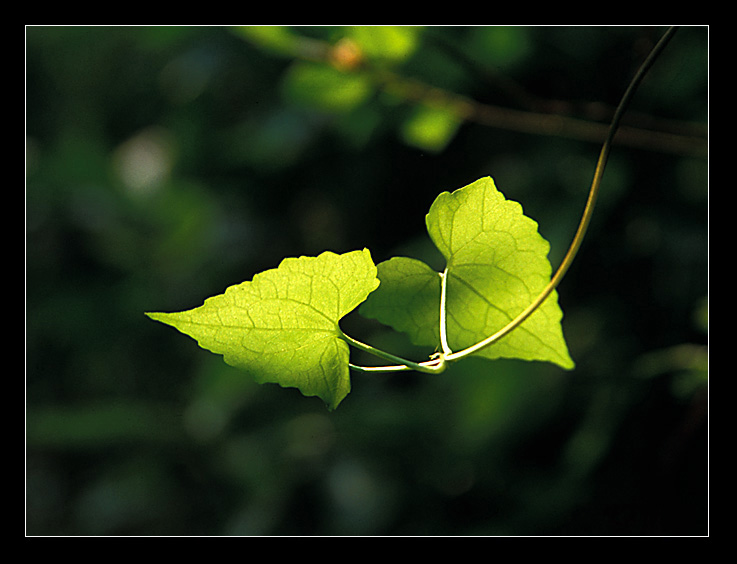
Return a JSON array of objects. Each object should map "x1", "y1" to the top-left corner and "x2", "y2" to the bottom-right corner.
[
  {"x1": 242, "y1": 29, "x2": 708, "y2": 158},
  {"x1": 372, "y1": 69, "x2": 707, "y2": 158}
]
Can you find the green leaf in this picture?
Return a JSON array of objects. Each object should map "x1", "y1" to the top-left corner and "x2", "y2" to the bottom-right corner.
[
  {"x1": 282, "y1": 62, "x2": 373, "y2": 113},
  {"x1": 347, "y1": 26, "x2": 420, "y2": 63},
  {"x1": 361, "y1": 177, "x2": 574, "y2": 369},
  {"x1": 401, "y1": 106, "x2": 462, "y2": 153},
  {"x1": 359, "y1": 256, "x2": 441, "y2": 350},
  {"x1": 147, "y1": 249, "x2": 380, "y2": 410}
]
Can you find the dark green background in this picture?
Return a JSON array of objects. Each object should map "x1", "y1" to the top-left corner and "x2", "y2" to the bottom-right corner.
[{"x1": 26, "y1": 26, "x2": 707, "y2": 536}]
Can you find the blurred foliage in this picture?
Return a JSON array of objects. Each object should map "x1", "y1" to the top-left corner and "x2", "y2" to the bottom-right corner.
[{"x1": 26, "y1": 25, "x2": 707, "y2": 536}]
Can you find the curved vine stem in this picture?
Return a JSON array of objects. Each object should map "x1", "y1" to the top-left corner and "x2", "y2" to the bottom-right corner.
[
  {"x1": 348, "y1": 26, "x2": 679, "y2": 374},
  {"x1": 446, "y1": 26, "x2": 679, "y2": 362}
]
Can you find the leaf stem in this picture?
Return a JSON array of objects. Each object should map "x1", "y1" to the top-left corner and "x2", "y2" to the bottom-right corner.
[
  {"x1": 445, "y1": 26, "x2": 680, "y2": 363},
  {"x1": 348, "y1": 360, "x2": 444, "y2": 373},
  {"x1": 438, "y1": 268, "x2": 453, "y2": 356},
  {"x1": 340, "y1": 330, "x2": 447, "y2": 374}
]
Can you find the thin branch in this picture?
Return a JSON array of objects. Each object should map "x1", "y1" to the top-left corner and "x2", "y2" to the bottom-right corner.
[{"x1": 239, "y1": 27, "x2": 705, "y2": 157}]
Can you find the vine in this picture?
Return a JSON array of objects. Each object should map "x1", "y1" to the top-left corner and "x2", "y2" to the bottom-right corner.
[{"x1": 147, "y1": 27, "x2": 680, "y2": 409}]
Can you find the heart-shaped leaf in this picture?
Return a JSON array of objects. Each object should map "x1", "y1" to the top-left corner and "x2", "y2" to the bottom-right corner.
[
  {"x1": 361, "y1": 177, "x2": 574, "y2": 369},
  {"x1": 147, "y1": 249, "x2": 380, "y2": 410}
]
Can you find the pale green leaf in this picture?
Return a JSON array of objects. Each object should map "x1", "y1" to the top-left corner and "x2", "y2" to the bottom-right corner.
[
  {"x1": 282, "y1": 62, "x2": 373, "y2": 113},
  {"x1": 401, "y1": 106, "x2": 462, "y2": 153},
  {"x1": 232, "y1": 26, "x2": 301, "y2": 56},
  {"x1": 361, "y1": 177, "x2": 574, "y2": 369},
  {"x1": 359, "y1": 256, "x2": 441, "y2": 349},
  {"x1": 147, "y1": 249, "x2": 380, "y2": 410},
  {"x1": 347, "y1": 26, "x2": 420, "y2": 63}
]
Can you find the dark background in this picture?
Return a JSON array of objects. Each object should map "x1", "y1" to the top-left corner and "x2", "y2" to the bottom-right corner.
[{"x1": 26, "y1": 25, "x2": 707, "y2": 536}]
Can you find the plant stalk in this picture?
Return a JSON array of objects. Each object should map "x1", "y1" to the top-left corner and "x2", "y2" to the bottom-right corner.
[
  {"x1": 438, "y1": 268, "x2": 453, "y2": 356},
  {"x1": 340, "y1": 330, "x2": 446, "y2": 374}
]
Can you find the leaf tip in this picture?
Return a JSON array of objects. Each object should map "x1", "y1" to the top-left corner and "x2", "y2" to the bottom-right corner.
[
  {"x1": 144, "y1": 311, "x2": 163, "y2": 322},
  {"x1": 559, "y1": 355, "x2": 576, "y2": 371},
  {"x1": 145, "y1": 311, "x2": 181, "y2": 329}
]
